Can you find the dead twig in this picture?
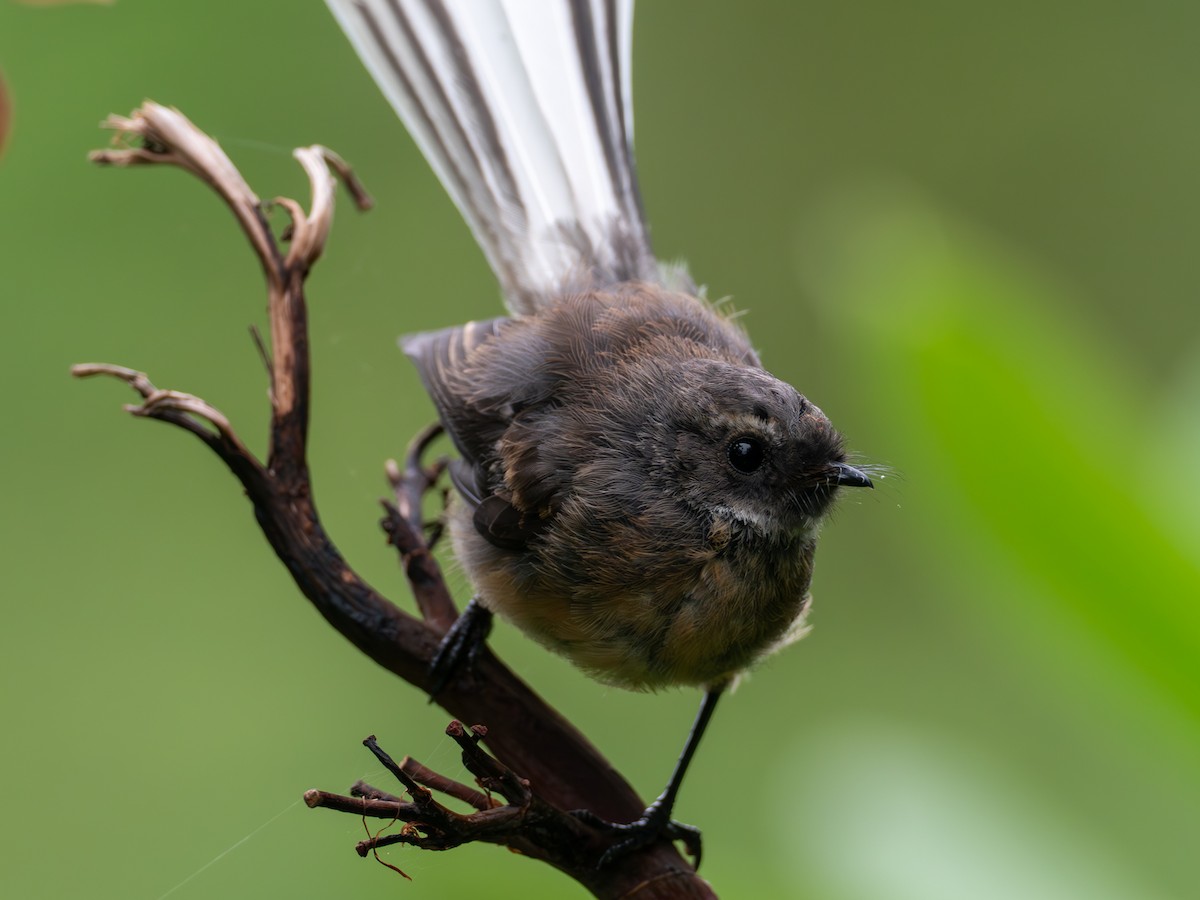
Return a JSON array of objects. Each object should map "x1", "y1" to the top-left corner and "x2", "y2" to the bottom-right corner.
[{"x1": 76, "y1": 102, "x2": 716, "y2": 899}]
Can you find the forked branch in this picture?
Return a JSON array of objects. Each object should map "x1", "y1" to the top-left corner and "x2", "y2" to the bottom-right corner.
[{"x1": 74, "y1": 103, "x2": 716, "y2": 899}]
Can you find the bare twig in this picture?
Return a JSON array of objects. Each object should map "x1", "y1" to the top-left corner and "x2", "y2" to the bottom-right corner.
[
  {"x1": 381, "y1": 424, "x2": 457, "y2": 632},
  {"x1": 388, "y1": 422, "x2": 448, "y2": 533},
  {"x1": 285, "y1": 144, "x2": 373, "y2": 270},
  {"x1": 397, "y1": 757, "x2": 494, "y2": 812},
  {"x1": 76, "y1": 102, "x2": 717, "y2": 900},
  {"x1": 91, "y1": 102, "x2": 283, "y2": 291},
  {"x1": 304, "y1": 725, "x2": 605, "y2": 874}
]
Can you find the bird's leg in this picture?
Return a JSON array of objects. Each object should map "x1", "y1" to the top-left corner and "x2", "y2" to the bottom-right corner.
[
  {"x1": 575, "y1": 684, "x2": 725, "y2": 869},
  {"x1": 427, "y1": 597, "x2": 493, "y2": 698}
]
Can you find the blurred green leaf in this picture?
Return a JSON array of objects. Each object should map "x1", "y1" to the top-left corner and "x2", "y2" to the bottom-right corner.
[
  {"x1": 1154, "y1": 346, "x2": 1200, "y2": 561},
  {"x1": 803, "y1": 188, "x2": 1200, "y2": 721}
]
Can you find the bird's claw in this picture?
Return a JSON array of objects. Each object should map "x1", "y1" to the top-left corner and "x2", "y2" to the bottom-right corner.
[
  {"x1": 427, "y1": 598, "x2": 493, "y2": 699},
  {"x1": 572, "y1": 802, "x2": 703, "y2": 869}
]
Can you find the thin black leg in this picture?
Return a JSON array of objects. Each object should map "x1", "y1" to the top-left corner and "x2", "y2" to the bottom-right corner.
[
  {"x1": 577, "y1": 683, "x2": 726, "y2": 869},
  {"x1": 427, "y1": 597, "x2": 493, "y2": 699}
]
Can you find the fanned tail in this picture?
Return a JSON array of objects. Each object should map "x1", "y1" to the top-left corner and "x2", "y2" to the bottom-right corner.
[{"x1": 326, "y1": 0, "x2": 669, "y2": 314}]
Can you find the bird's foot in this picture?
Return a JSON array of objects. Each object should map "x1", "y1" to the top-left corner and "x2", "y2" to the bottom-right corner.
[
  {"x1": 572, "y1": 800, "x2": 703, "y2": 869},
  {"x1": 427, "y1": 598, "x2": 493, "y2": 699}
]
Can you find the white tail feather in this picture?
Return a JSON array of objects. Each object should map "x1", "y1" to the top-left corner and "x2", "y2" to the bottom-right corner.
[{"x1": 325, "y1": 0, "x2": 663, "y2": 315}]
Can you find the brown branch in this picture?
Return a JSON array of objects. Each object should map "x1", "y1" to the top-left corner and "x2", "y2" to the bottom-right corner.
[
  {"x1": 381, "y1": 424, "x2": 457, "y2": 632},
  {"x1": 91, "y1": 102, "x2": 284, "y2": 292},
  {"x1": 396, "y1": 757, "x2": 494, "y2": 812},
  {"x1": 75, "y1": 102, "x2": 717, "y2": 899},
  {"x1": 304, "y1": 725, "x2": 623, "y2": 883}
]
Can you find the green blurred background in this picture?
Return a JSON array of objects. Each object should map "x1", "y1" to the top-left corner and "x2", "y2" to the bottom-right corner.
[{"x1": 2, "y1": 1, "x2": 1197, "y2": 897}]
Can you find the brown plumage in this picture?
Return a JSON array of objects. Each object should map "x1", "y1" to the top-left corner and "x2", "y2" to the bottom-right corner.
[{"x1": 404, "y1": 282, "x2": 855, "y2": 690}]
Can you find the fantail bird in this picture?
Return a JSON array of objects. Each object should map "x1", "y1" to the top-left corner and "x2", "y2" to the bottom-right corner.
[{"x1": 325, "y1": 0, "x2": 872, "y2": 865}]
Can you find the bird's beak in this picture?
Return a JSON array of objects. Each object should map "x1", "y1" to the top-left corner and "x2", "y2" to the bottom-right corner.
[{"x1": 833, "y1": 462, "x2": 873, "y2": 489}]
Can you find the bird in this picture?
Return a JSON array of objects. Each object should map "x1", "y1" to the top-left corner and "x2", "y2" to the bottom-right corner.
[{"x1": 324, "y1": 0, "x2": 872, "y2": 865}]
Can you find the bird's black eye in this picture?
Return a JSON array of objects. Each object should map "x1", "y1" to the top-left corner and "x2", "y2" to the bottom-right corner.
[{"x1": 727, "y1": 437, "x2": 766, "y2": 474}]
